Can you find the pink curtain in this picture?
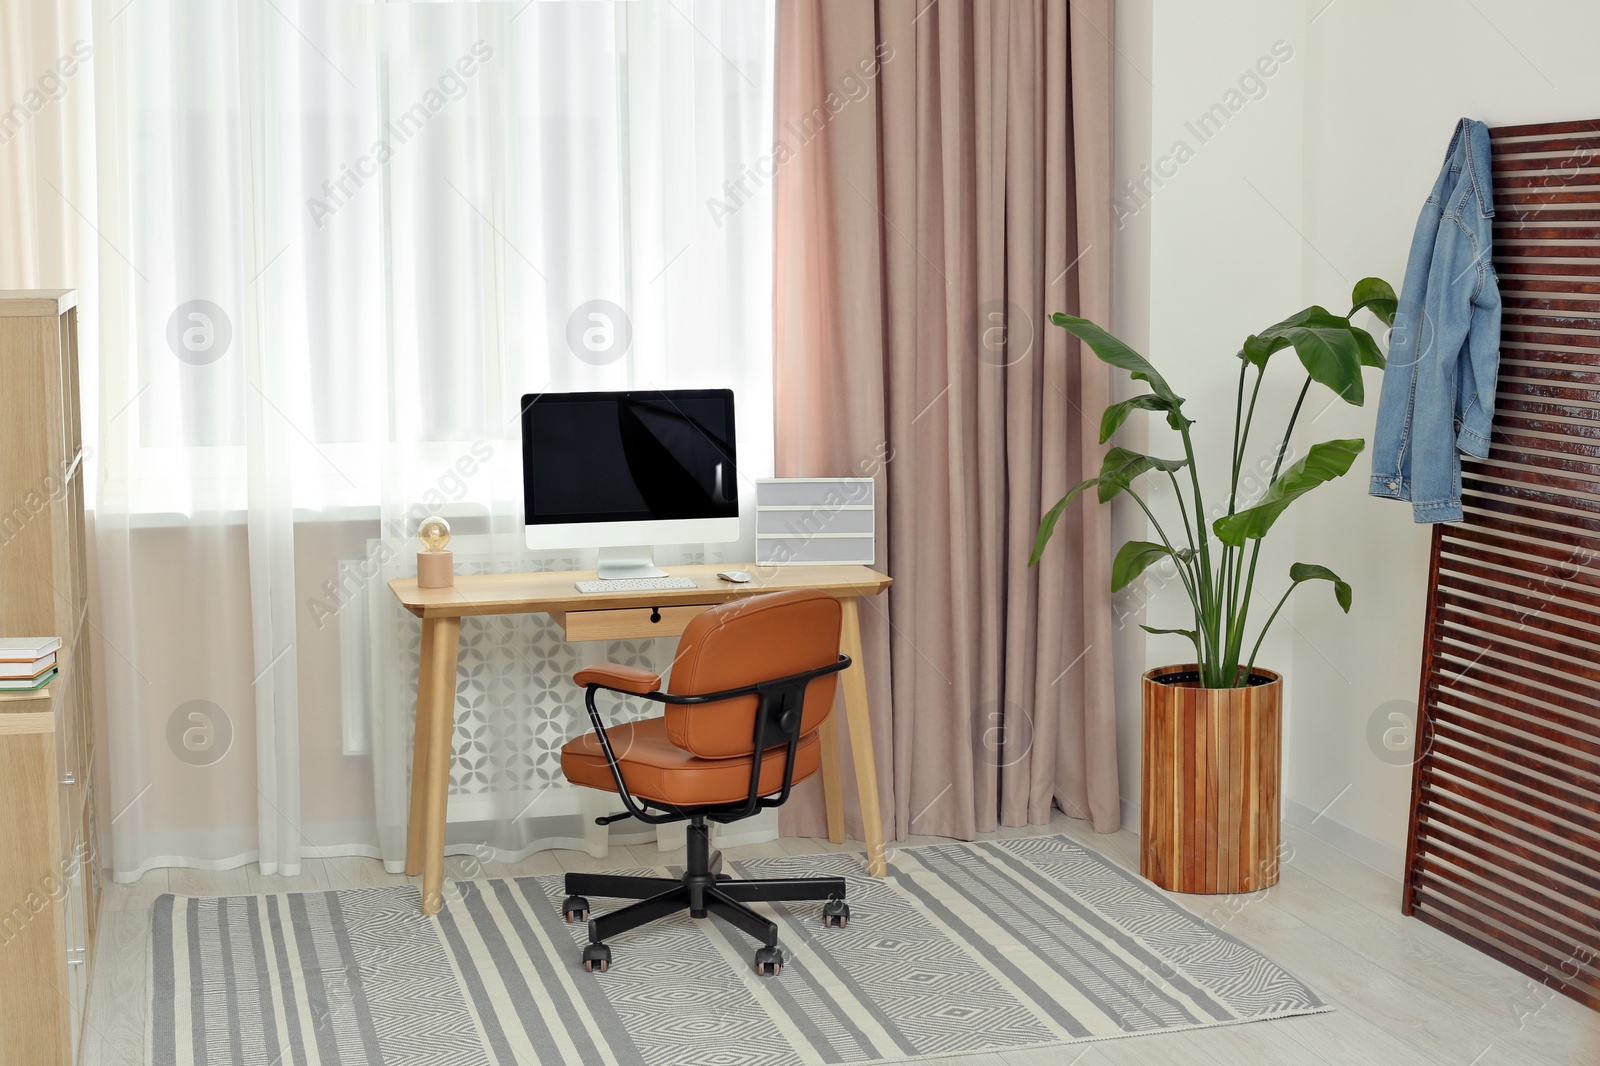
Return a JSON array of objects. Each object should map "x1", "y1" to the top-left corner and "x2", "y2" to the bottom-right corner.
[{"x1": 774, "y1": 0, "x2": 1120, "y2": 842}]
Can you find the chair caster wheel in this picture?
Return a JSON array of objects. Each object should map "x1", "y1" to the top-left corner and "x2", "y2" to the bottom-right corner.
[
  {"x1": 754, "y1": 946, "x2": 783, "y2": 977},
  {"x1": 715, "y1": 873, "x2": 733, "y2": 881},
  {"x1": 582, "y1": 942, "x2": 611, "y2": 973},
  {"x1": 822, "y1": 899, "x2": 850, "y2": 928},
  {"x1": 562, "y1": 895, "x2": 590, "y2": 923}
]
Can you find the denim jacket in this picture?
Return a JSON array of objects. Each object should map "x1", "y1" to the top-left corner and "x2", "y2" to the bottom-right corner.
[{"x1": 1370, "y1": 118, "x2": 1501, "y2": 523}]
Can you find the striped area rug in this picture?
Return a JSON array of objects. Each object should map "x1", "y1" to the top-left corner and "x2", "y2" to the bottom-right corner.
[{"x1": 149, "y1": 835, "x2": 1328, "y2": 1065}]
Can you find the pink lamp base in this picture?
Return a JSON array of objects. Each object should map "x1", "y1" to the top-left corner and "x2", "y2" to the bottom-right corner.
[{"x1": 417, "y1": 550, "x2": 454, "y2": 588}]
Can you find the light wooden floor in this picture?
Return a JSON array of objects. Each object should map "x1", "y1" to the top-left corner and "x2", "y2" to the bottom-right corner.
[{"x1": 83, "y1": 812, "x2": 1597, "y2": 1066}]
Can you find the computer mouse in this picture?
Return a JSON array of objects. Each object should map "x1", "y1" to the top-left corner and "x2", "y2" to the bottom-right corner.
[{"x1": 717, "y1": 570, "x2": 753, "y2": 583}]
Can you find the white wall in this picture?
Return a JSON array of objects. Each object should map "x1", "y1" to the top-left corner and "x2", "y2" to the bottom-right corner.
[
  {"x1": 1112, "y1": 0, "x2": 1600, "y2": 876},
  {"x1": 1109, "y1": 0, "x2": 1310, "y2": 835},
  {"x1": 1289, "y1": 0, "x2": 1600, "y2": 872},
  {"x1": 1108, "y1": 0, "x2": 1154, "y2": 833}
]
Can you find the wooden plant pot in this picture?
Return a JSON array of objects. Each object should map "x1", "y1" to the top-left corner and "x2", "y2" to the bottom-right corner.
[{"x1": 1140, "y1": 664, "x2": 1282, "y2": 894}]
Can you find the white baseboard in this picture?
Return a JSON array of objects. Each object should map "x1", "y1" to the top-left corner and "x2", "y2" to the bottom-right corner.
[
  {"x1": 1282, "y1": 798, "x2": 1405, "y2": 879},
  {"x1": 1117, "y1": 795, "x2": 1404, "y2": 880}
]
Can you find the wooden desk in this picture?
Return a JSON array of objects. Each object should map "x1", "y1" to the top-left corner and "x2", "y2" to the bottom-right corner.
[{"x1": 390, "y1": 563, "x2": 893, "y2": 914}]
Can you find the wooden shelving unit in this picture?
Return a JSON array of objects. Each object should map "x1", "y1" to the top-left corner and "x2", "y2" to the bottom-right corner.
[{"x1": 0, "y1": 289, "x2": 100, "y2": 1064}]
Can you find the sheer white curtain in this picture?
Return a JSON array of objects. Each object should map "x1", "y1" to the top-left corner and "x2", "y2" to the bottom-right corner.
[{"x1": 87, "y1": 1, "x2": 776, "y2": 881}]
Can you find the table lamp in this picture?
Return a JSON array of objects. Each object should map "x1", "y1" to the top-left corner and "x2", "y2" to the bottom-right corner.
[{"x1": 416, "y1": 515, "x2": 453, "y2": 588}]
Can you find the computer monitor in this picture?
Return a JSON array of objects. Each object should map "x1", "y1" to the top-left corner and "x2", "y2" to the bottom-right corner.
[{"x1": 521, "y1": 389, "x2": 740, "y2": 578}]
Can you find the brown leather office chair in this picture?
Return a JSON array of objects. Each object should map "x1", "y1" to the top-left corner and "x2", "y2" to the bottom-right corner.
[{"x1": 558, "y1": 589, "x2": 852, "y2": 976}]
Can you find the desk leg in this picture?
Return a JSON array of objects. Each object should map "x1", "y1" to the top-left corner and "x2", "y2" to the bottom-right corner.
[
  {"x1": 839, "y1": 598, "x2": 887, "y2": 876},
  {"x1": 817, "y1": 715, "x2": 846, "y2": 845},
  {"x1": 404, "y1": 619, "x2": 439, "y2": 876},
  {"x1": 418, "y1": 616, "x2": 461, "y2": 914}
]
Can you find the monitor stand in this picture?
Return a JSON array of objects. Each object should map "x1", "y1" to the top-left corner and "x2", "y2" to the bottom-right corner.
[{"x1": 596, "y1": 546, "x2": 669, "y2": 581}]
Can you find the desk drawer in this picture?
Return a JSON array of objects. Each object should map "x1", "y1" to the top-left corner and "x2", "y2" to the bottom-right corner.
[{"x1": 561, "y1": 604, "x2": 712, "y2": 642}]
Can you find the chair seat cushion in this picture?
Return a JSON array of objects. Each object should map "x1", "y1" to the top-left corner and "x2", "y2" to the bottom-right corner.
[{"x1": 561, "y1": 716, "x2": 820, "y2": 807}]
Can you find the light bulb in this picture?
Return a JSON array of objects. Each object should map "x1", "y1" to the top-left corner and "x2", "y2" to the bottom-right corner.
[{"x1": 418, "y1": 515, "x2": 451, "y2": 552}]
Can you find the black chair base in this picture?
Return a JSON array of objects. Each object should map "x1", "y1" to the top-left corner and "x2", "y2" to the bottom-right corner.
[{"x1": 562, "y1": 816, "x2": 848, "y2": 976}]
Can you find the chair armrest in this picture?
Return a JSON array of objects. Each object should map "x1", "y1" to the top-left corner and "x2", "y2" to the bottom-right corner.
[{"x1": 574, "y1": 663, "x2": 662, "y2": 695}]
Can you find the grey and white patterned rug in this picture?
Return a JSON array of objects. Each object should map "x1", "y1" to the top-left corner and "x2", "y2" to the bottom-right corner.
[{"x1": 148, "y1": 835, "x2": 1329, "y2": 1065}]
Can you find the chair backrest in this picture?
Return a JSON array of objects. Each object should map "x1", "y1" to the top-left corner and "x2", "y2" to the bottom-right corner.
[{"x1": 664, "y1": 589, "x2": 843, "y2": 759}]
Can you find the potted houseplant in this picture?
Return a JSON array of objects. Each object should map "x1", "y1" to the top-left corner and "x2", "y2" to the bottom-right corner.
[{"x1": 1032, "y1": 278, "x2": 1396, "y2": 894}]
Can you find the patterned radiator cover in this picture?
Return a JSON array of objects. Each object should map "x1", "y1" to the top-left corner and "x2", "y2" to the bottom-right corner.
[{"x1": 347, "y1": 540, "x2": 723, "y2": 824}]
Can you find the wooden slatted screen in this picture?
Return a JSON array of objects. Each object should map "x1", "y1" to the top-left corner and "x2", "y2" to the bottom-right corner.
[{"x1": 1403, "y1": 118, "x2": 1600, "y2": 1012}]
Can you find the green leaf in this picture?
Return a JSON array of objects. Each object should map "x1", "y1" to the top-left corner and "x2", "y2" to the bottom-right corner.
[
  {"x1": 1212, "y1": 438, "x2": 1365, "y2": 546},
  {"x1": 1030, "y1": 477, "x2": 1100, "y2": 566},
  {"x1": 1100, "y1": 394, "x2": 1180, "y2": 443},
  {"x1": 1033, "y1": 446, "x2": 1191, "y2": 564},
  {"x1": 1051, "y1": 313, "x2": 1186, "y2": 411},
  {"x1": 1351, "y1": 327, "x2": 1387, "y2": 370},
  {"x1": 1239, "y1": 305, "x2": 1329, "y2": 366},
  {"x1": 1349, "y1": 277, "x2": 1398, "y2": 327},
  {"x1": 1097, "y1": 446, "x2": 1188, "y2": 503},
  {"x1": 1284, "y1": 321, "x2": 1365, "y2": 404},
  {"x1": 1112, "y1": 540, "x2": 1197, "y2": 592},
  {"x1": 1140, "y1": 624, "x2": 1203, "y2": 661},
  {"x1": 1241, "y1": 306, "x2": 1367, "y2": 405},
  {"x1": 1288, "y1": 562, "x2": 1353, "y2": 612}
]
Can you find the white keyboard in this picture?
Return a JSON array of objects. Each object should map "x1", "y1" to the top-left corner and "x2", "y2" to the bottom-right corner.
[{"x1": 574, "y1": 576, "x2": 699, "y2": 594}]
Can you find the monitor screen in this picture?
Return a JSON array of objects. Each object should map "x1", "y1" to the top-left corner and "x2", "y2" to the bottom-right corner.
[{"x1": 521, "y1": 390, "x2": 739, "y2": 526}]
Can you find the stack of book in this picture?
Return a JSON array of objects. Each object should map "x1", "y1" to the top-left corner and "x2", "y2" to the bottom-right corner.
[{"x1": 0, "y1": 637, "x2": 62, "y2": 691}]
